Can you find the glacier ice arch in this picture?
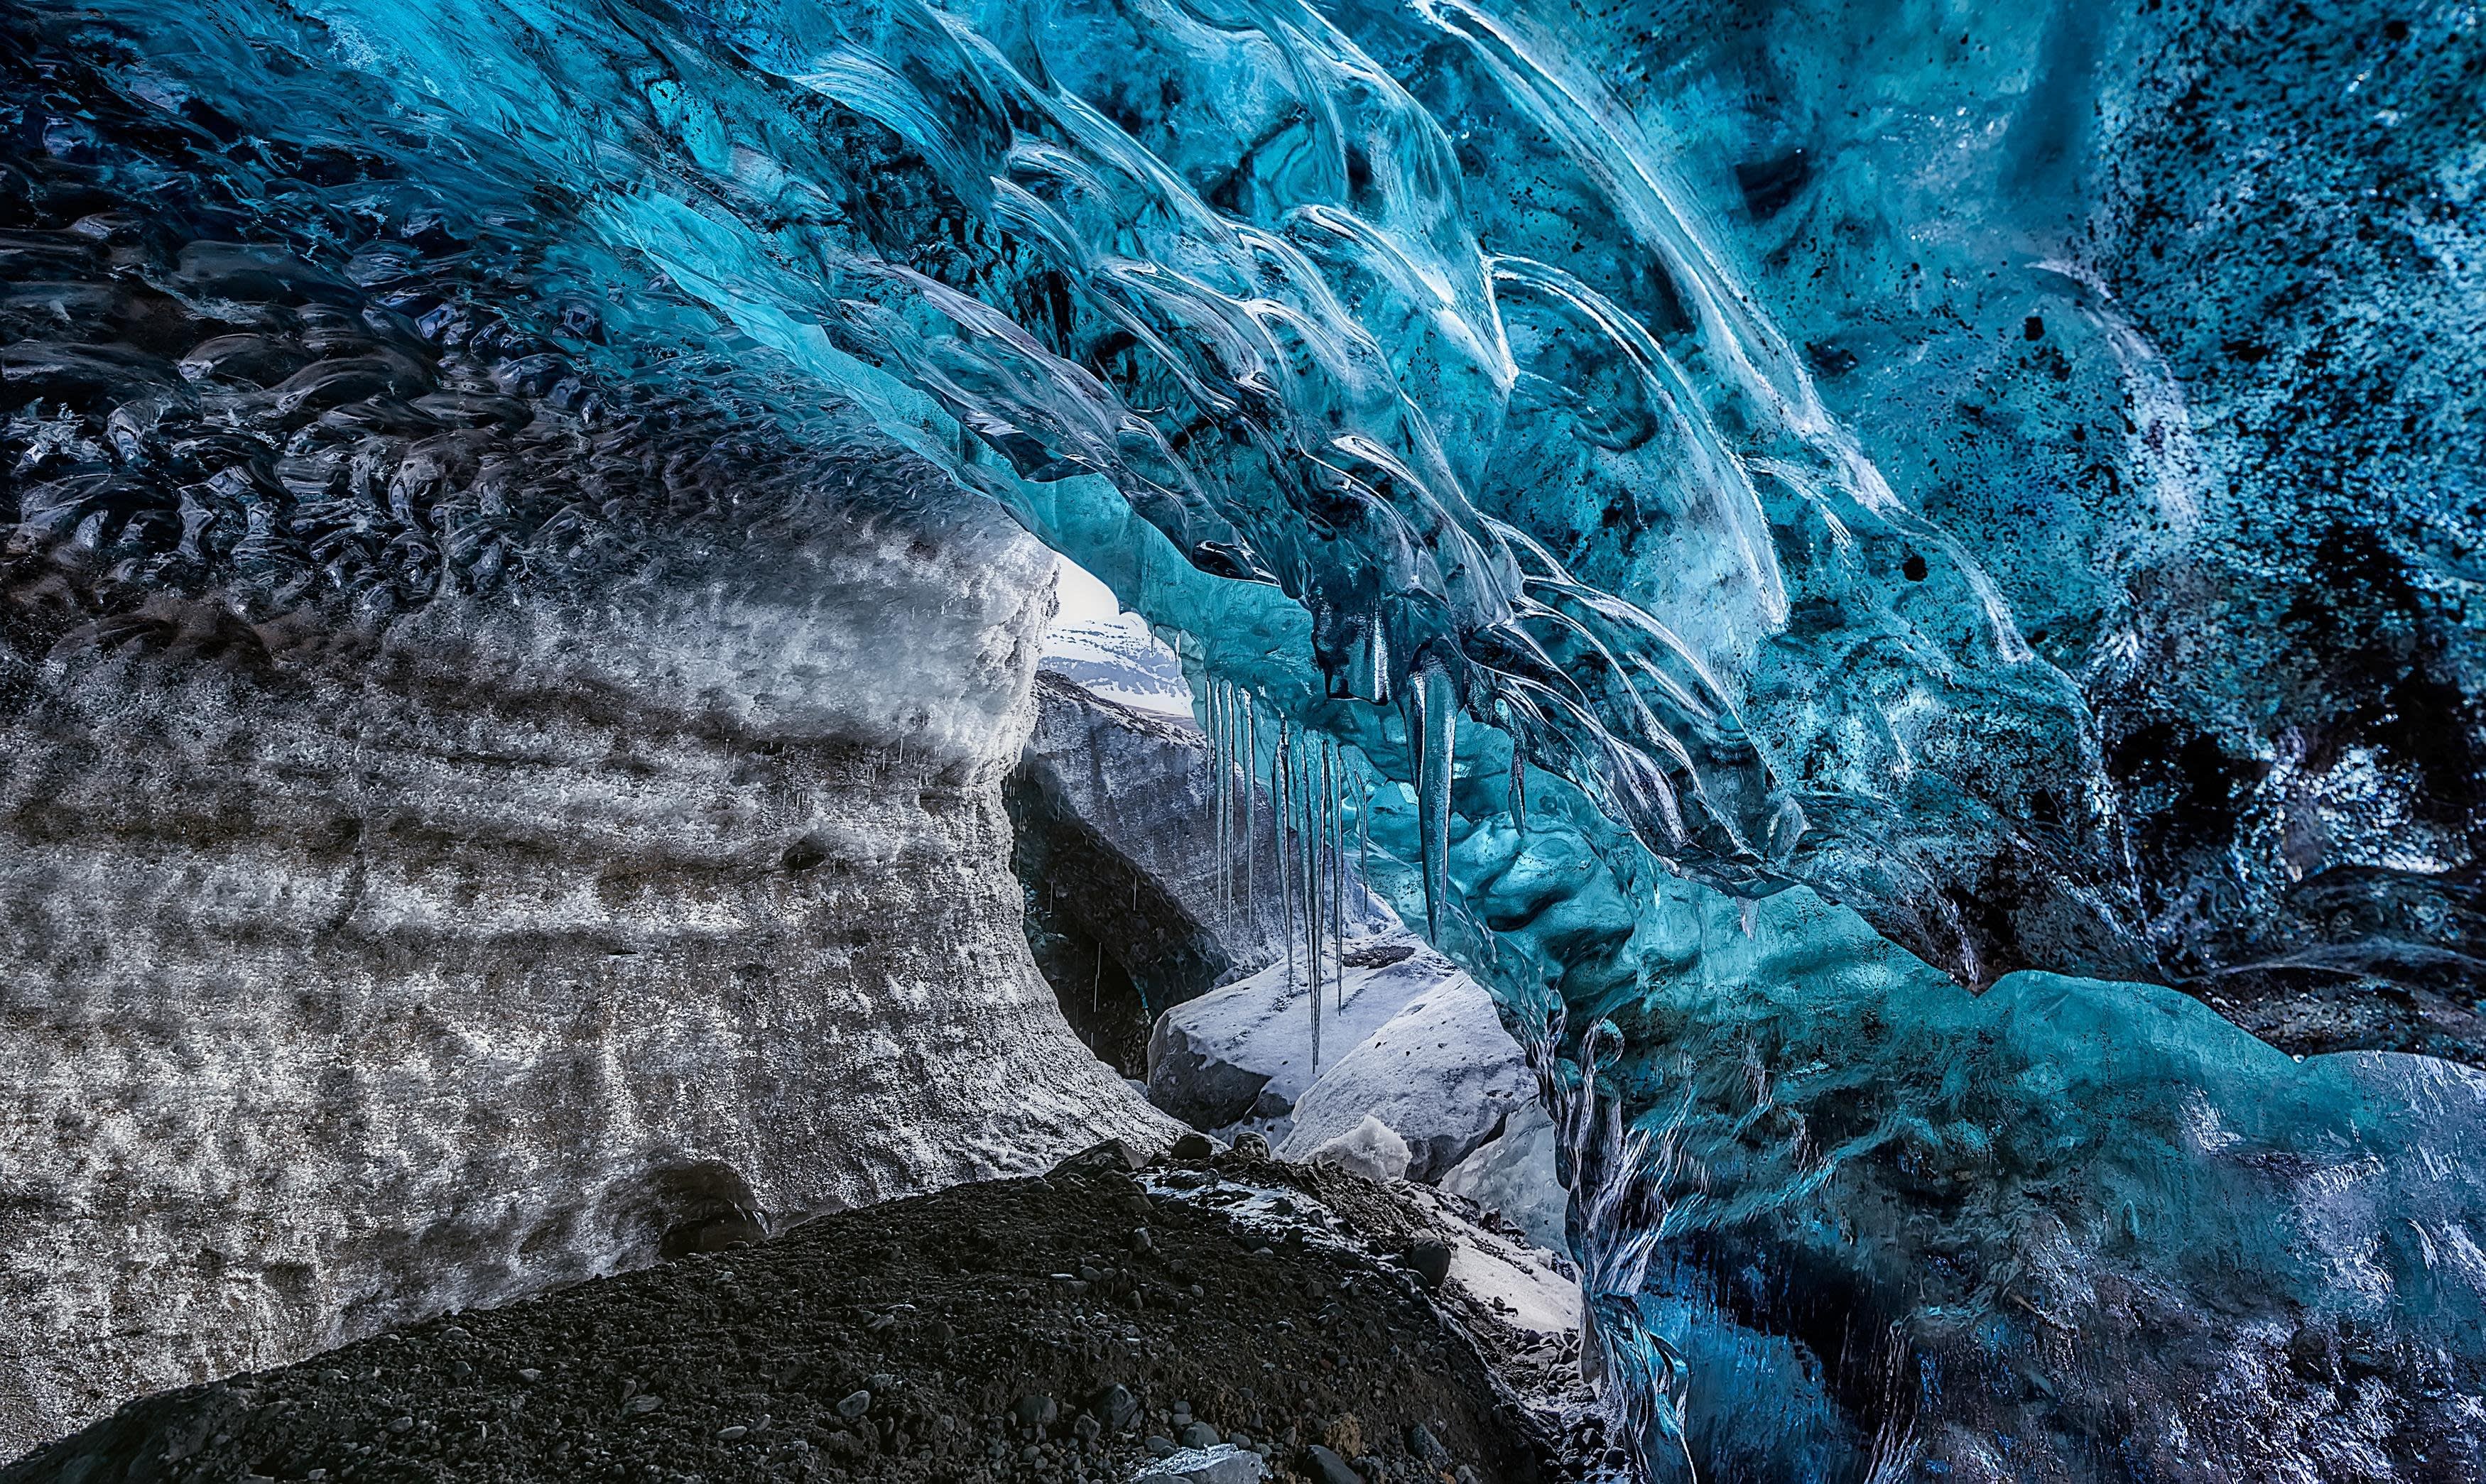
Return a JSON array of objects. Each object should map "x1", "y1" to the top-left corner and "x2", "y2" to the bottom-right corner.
[{"x1": 3, "y1": 0, "x2": 2482, "y2": 1477}]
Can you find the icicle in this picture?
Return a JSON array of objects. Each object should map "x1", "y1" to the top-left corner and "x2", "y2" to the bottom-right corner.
[
  {"x1": 1276, "y1": 720, "x2": 1296, "y2": 992},
  {"x1": 1207, "y1": 679, "x2": 1219, "y2": 930},
  {"x1": 1208, "y1": 680, "x2": 1224, "y2": 935},
  {"x1": 1510, "y1": 746, "x2": 1528, "y2": 831},
  {"x1": 1229, "y1": 683, "x2": 1242, "y2": 930},
  {"x1": 1277, "y1": 723, "x2": 1318, "y2": 1073},
  {"x1": 1325, "y1": 737, "x2": 1344, "y2": 1010},
  {"x1": 1243, "y1": 698, "x2": 1256, "y2": 924},
  {"x1": 1357, "y1": 776, "x2": 1371, "y2": 889},
  {"x1": 1409, "y1": 666, "x2": 1458, "y2": 942},
  {"x1": 1216, "y1": 681, "x2": 1232, "y2": 935},
  {"x1": 1293, "y1": 731, "x2": 1313, "y2": 994},
  {"x1": 1224, "y1": 682, "x2": 1237, "y2": 932},
  {"x1": 1301, "y1": 735, "x2": 1320, "y2": 1032}
]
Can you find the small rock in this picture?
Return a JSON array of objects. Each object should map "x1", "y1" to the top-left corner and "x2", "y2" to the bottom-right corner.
[
  {"x1": 1399, "y1": 1240, "x2": 1453, "y2": 1289},
  {"x1": 386, "y1": 1417, "x2": 415, "y2": 1436},
  {"x1": 516, "y1": 1368, "x2": 543, "y2": 1382},
  {"x1": 1146, "y1": 1435, "x2": 1178, "y2": 1458},
  {"x1": 1074, "y1": 1415, "x2": 1101, "y2": 1442},
  {"x1": 717, "y1": 1426, "x2": 749, "y2": 1441},
  {"x1": 1230, "y1": 1132, "x2": 1271, "y2": 1159},
  {"x1": 1179, "y1": 1421, "x2": 1221, "y2": 1448},
  {"x1": 1051, "y1": 1139, "x2": 1146, "y2": 1175},
  {"x1": 1021, "y1": 1444, "x2": 1043, "y2": 1463},
  {"x1": 1303, "y1": 1444, "x2": 1362, "y2": 1484},
  {"x1": 1170, "y1": 1133, "x2": 1215, "y2": 1162},
  {"x1": 837, "y1": 1390, "x2": 872, "y2": 1419},
  {"x1": 1453, "y1": 1468, "x2": 1480, "y2": 1484},
  {"x1": 1406, "y1": 1424, "x2": 1450, "y2": 1467},
  {"x1": 1132, "y1": 1226, "x2": 1156, "y2": 1253},
  {"x1": 1012, "y1": 1393, "x2": 1058, "y2": 1429},
  {"x1": 1090, "y1": 1384, "x2": 1141, "y2": 1433},
  {"x1": 623, "y1": 1395, "x2": 661, "y2": 1416}
]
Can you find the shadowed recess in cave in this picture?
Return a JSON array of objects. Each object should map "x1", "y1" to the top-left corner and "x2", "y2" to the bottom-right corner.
[{"x1": 3, "y1": 0, "x2": 2484, "y2": 1477}]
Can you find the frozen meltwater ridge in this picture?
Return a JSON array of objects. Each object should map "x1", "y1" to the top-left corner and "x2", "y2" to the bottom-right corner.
[{"x1": 4, "y1": 0, "x2": 2484, "y2": 1477}]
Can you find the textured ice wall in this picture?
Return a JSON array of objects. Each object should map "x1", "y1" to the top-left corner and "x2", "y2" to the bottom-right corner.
[
  {"x1": 1580, "y1": 882, "x2": 2486, "y2": 1480},
  {"x1": 1504, "y1": 0, "x2": 2486, "y2": 1058},
  {"x1": 0, "y1": 116, "x2": 1180, "y2": 1451},
  {"x1": 0, "y1": 486, "x2": 1176, "y2": 1459}
]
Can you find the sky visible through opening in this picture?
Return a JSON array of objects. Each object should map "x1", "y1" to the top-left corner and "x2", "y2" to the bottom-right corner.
[{"x1": 1040, "y1": 557, "x2": 1194, "y2": 718}]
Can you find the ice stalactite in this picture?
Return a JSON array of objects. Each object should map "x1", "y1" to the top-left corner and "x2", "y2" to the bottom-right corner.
[
  {"x1": 1301, "y1": 734, "x2": 1318, "y2": 1032},
  {"x1": 1407, "y1": 666, "x2": 1460, "y2": 946},
  {"x1": 1313, "y1": 741, "x2": 1332, "y2": 1029},
  {"x1": 1325, "y1": 736, "x2": 1344, "y2": 1010},
  {"x1": 1242, "y1": 698, "x2": 1258, "y2": 932},
  {"x1": 1269, "y1": 719, "x2": 1317, "y2": 1074},
  {"x1": 1210, "y1": 678, "x2": 1229, "y2": 937}
]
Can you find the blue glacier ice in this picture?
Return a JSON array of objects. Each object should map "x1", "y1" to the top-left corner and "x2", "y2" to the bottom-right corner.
[{"x1": 3, "y1": 0, "x2": 2483, "y2": 1476}]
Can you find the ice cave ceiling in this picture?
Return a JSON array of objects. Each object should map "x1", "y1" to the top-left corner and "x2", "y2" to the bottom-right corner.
[{"x1": 4, "y1": 0, "x2": 2484, "y2": 1476}]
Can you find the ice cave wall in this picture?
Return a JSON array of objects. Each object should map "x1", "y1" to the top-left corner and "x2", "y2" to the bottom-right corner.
[
  {"x1": 0, "y1": 455, "x2": 1168, "y2": 1457},
  {"x1": 1433, "y1": 0, "x2": 2486, "y2": 1052},
  {"x1": 5, "y1": 0, "x2": 2486, "y2": 1475}
]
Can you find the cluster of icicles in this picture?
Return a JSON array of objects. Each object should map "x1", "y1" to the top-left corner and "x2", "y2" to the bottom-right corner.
[{"x1": 1202, "y1": 677, "x2": 1380, "y2": 1073}]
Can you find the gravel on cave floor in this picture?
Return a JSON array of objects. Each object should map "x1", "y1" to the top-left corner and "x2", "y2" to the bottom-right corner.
[{"x1": 7, "y1": 1145, "x2": 1614, "y2": 1484}]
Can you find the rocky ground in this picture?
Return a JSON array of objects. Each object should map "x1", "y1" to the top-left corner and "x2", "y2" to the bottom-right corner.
[{"x1": 6, "y1": 1141, "x2": 1622, "y2": 1484}]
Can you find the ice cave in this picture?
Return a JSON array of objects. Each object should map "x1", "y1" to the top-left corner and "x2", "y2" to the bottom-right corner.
[{"x1": 1, "y1": 0, "x2": 2482, "y2": 1480}]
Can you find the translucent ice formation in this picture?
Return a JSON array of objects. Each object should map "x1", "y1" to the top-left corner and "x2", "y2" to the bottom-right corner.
[{"x1": 4, "y1": 0, "x2": 2482, "y2": 1475}]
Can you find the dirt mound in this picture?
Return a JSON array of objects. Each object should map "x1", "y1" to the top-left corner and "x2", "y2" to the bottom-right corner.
[{"x1": 7, "y1": 1148, "x2": 1570, "y2": 1484}]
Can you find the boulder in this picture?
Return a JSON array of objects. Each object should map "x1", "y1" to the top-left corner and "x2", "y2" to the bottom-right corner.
[
  {"x1": 1144, "y1": 937, "x2": 1448, "y2": 1130},
  {"x1": 1276, "y1": 975, "x2": 1531, "y2": 1181},
  {"x1": 1438, "y1": 1103, "x2": 1567, "y2": 1253}
]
